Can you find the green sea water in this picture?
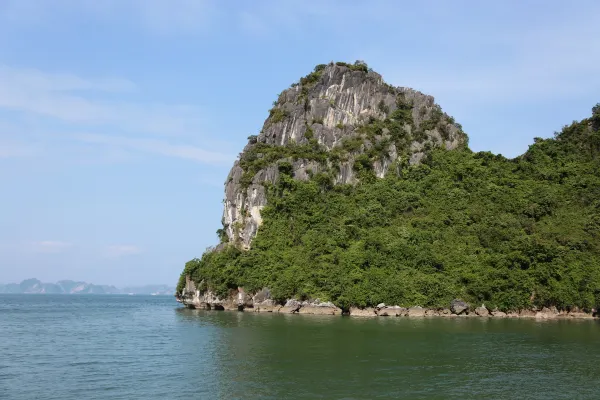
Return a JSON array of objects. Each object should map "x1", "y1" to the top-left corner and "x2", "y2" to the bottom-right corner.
[{"x1": 1, "y1": 294, "x2": 599, "y2": 399}]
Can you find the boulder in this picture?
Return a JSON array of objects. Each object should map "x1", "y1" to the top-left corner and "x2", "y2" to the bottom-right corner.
[
  {"x1": 222, "y1": 300, "x2": 240, "y2": 311},
  {"x1": 252, "y1": 288, "x2": 271, "y2": 303},
  {"x1": 439, "y1": 308, "x2": 454, "y2": 317},
  {"x1": 407, "y1": 306, "x2": 426, "y2": 317},
  {"x1": 236, "y1": 288, "x2": 253, "y2": 307},
  {"x1": 535, "y1": 306, "x2": 559, "y2": 319},
  {"x1": 279, "y1": 299, "x2": 302, "y2": 313},
  {"x1": 349, "y1": 307, "x2": 377, "y2": 317},
  {"x1": 253, "y1": 299, "x2": 279, "y2": 312},
  {"x1": 284, "y1": 299, "x2": 301, "y2": 308},
  {"x1": 377, "y1": 306, "x2": 406, "y2": 317},
  {"x1": 474, "y1": 306, "x2": 490, "y2": 317},
  {"x1": 519, "y1": 309, "x2": 536, "y2": 318},
  {"x1": 299, "y1": 300, "x2": 342, "y2": 315},
  {"x1": 425, "y1": 309, "x2": 440, "y2": 317},
  {"x1": 299, "y1": 305, "x2": 342, "y2": 315},
  {"x1": 279, "y1": 306, "x2": 300, "y2": 314},
  {"x1": 567, "y1": 311, "x2": 593, "y2": 319},
  {"x1": 491, "y1": 311, "x2": 507, "y2": 318},
  {"x1": 450, "y1": 299, "x2": 469, "y2": 315}
]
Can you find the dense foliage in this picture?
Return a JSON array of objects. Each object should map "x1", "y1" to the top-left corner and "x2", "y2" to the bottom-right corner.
[{"x1": 178, "y1": 106, "x2": 600, "y2": 312}]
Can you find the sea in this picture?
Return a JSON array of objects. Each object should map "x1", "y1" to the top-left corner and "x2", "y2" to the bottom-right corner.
[{"x1": 0, "y1": 294, "x2": 599, "y2": 399}]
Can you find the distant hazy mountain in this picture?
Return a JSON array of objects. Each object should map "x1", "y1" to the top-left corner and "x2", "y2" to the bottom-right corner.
[
  {"x1": 0, "y1": 279, "x2": 175, "y2": 295},
  {"x1": 120, "y1": 284, "x2": 175, "y2": 295}
]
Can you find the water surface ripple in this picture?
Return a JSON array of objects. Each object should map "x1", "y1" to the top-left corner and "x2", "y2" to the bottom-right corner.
[{"x1": 1, "y1": 295, "x2": 599, "y2": 399}]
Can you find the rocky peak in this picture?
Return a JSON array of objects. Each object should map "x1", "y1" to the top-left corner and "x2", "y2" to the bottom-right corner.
[{"x1": 221, "y1": 61, "x2": 468, "y2": 249}]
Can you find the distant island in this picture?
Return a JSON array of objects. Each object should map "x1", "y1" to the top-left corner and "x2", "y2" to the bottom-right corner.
[{"x1": 0, "y1": 278, "x2": 175, "y2": 295}]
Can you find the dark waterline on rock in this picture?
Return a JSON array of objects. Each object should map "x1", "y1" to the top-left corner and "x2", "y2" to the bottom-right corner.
[{"x1": 1, "y1": 295, "x2": 599, "y2": 399}]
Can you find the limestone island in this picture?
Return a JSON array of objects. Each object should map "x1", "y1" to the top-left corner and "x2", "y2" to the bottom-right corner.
[{"x1": 176, "y1": 61, "x2": 600, "y2": 320}]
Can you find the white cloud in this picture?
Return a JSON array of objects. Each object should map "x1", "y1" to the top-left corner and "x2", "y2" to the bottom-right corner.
[
  {"x1": 105, "y1": 245, "x2": 142, "y2": 258},
  {"x1": 229, "y1": 1, "x2": 600, "y2": 106},
  {"x1": 0, "y1": 65, "x2": 227, "y2": 166},
  {"x1": 74, "y1": 133, "x2": 234, "y2": 165},
  {"x1": 0, "y1": 65, "x2": 135, "y2": 93},
  {"x1": 0, "y1": 141, "x2": 38, "y2": 158},
  {"x1": 232, "y1": 1, "x2": 404, "y2": 37},
  {"x1": 127, "y1": 0, "x2": 217, "y2": 35},
  {"x1": 364, "y1": 17, "x2": 600, "y2": 121},
  {"x1": 1, "y1": 0, "x2": 218, "y2": 36},
  {"x1": 32, "y1": 241, "x2": 73, "y2": 253},
  {"x1": 0, "y1": 65, "x2": 203, "y2": 137},
  {"x1": 238, "y1": 11, "x2": 268, "y2": 37}
]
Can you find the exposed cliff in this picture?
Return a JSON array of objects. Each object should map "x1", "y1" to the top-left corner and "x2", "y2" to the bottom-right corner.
[{"x1": 222, "y1": 61, "x2": 467, "y2": 248}]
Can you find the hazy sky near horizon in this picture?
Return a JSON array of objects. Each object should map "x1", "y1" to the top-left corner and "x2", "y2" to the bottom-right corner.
[{"x1": 1, "y1": 0, "x2": 599, "y2": 286}]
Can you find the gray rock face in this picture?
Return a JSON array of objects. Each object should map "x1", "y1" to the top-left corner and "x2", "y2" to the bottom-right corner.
[
  {"x1": 349, "y1": 307, "x2": 377, "y2": 317},
  {"x1": 252, "y1": 299, "x2": 280, "y2": 313},
  {"x1": 519, "y1": 309, "x2": 536, "y2": 318},
  {"x1": 219, "y1": 62, "x2": 467, "y2": 249},
  {"x1": 425, "y1": 309, "x2": 440, "y2": 317},
  {"x1": 284, "y1": 299, "x2": 302, "y2": 309},
  {"x1": 279, "y1": 299, "x2": 302, "y2": 313},
  {"x1": 298, "y1": 301, "x2": 343, "y2": 315},
  {"x1": 474, "y1": 306, "x2": 490, "y2": 317},
  {"x1": 407, "y1": 306, "x2": 426, "y2": 317},
  {"x1": 535, "y1": 306, "x2": 559, "y2": 319},
  {"x1": 450, "y1": 299, "x2": 469, "y2": 315},
  {"x1": 377, "y1": 306, "x2": 407, "y2": 317},
  {"x1": 252, "y1": 288, "x2": 271, "y2": 303}
]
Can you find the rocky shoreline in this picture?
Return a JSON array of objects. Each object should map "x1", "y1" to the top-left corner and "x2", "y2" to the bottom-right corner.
[{"x1": 176, "y1": 284, "x2": 599, "y2": 320}]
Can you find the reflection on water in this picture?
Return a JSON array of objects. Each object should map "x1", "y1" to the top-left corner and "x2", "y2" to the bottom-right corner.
[
  {"x1": 175, "y1": 307, "x2": 600, "y2": 399},
  {"x1": 1, "y1": 295, "x2": 599, "y2": 400}
]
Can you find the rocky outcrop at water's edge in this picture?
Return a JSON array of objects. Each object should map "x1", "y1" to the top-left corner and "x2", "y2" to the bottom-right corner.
[{"x1": 176, "y1": 282, "x2": 598, "y2": 320}]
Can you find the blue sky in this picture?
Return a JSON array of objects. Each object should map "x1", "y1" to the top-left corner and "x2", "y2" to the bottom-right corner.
[{"x1": 1, "y1": 0, "x2": 599, "y2": 286}]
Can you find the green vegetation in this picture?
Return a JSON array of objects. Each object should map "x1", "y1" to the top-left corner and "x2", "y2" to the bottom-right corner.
[
  {"x1": 238, "y1": 140, "x2": 328, "y2": 188},
  {"x1": 378, "y1": 100, "x2": 390, "y2": 114},
  {"x1": 298, "y1": 64, "x2": 327, "y2": 90},
  {"x1": 389, "y1": 94, "x2": 414, "y2": 127},
  {"x1": 269, "y1": 108, "x2": 289, "y2": 124},
  {"x1": 335, "y1": 61, "x2": 369, "y2": 73},
  {"x1": 178, "y1": 107, "x2": 600, "y2": 312},
  {"x1": 295, "y1": 65, "x2": 328, "y2": 110},
  {"x1": 304, "y1": 126, "x2": 314, "y2": 139},
  {"x1": 419, "y1": 106, "x2": 443, "y2": 131}
]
